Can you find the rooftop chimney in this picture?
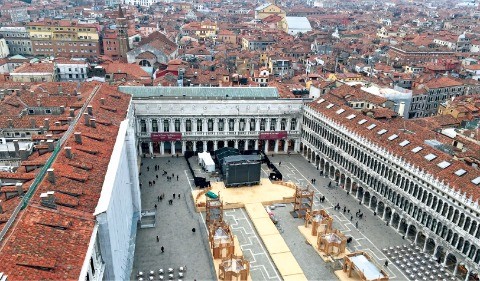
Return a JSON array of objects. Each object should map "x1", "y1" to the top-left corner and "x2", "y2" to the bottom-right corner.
[
  {"x1": 30, "y1": 118, "x2": 36, "y2": 128},
  {"x1": 46, "y1": 134, "x2": 52, "y2": 139},
  {"x1": 74, "y1": 132, "x2": 82, "y2": 144},
  {"x1": 40, "y1": 191, "x2": 56, "y2": 209},
  {"x1": 69, "y1": 108, "x2": 75, "y2": 117},
  {"x1": 37, "y1": 98, "x2": 41, "y2": 106},
  {"x1": 100, "y1": 98, "x2": 105, "y2": 105},
  {"x1": 7, "y1": 119, "x2": 13, "y2": 128},
  {"x1": 39, "y1": 126, "x2": 44, "y2": 134},
  {"x1": 13, "y1": 140, "x2": 19, "y2": 155},
  {"x1": 47, "y1": 139, "x2": 54, "y2": 152},
  {"x1": 44, "y1": 118, "x2": 50, "y2": 130},
  {"x1": 84, "y1": 113, "x2": 90, "y2": 126},
  {"x1": 90, "y1": 119, "x2": 96, "y2": 128},
  {"x1": 54, "y1": 121, "x2": 61, "y2": 127},
  {"x1": 60, "y1": 105, "x2": 65, "y2": 114},
  {"x1": 87, "y1": 105, "x2": 93, "y2": 116},
  {"x1": 47, "y1": 168, "x2": 55, "y2": 184},
  {"x1": 0, "y1": 200, "x2": 3, "y2": 214},
  {"x1": 65, "y1": 146, "x2": 72, "y2": 159},
  {"x1": 16, "y1": 183, "x2": 23, "y2": 196}
]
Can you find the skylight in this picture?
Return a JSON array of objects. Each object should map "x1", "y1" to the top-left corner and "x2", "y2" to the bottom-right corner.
[
  {"x1": 377, "y1": 129, "x2": 387, "y2": 135},
  {"x1": 326, "y1": 104, "x2": 334, "y2": 109},
  {"x1": 399, "y1": 140, "x2": 410, "y2": 147},
  {"x1": 346, "y1": 114, "x2": 356, "y2": 120},
  {"x1": 317, "y1": 98, "x2": 325, "y2": 104},
  {"x1": 388, "y1": 134, "x2": 398, "y2": 141},
  {"x1": 336, "y1": 108, "x2": 345, "y2": 114},
  {"x1": 437, "y1": 161, "x2": 451, "y2": 169},
  {"x1": 411, "y1": 146, "x2": 423, "y2": 153},
  {"x1": 358, "y1": 119, "x2": 367, "y2": 125},
  {"x1": 454, "y1": 169, "x2": 466, "y2": 176},
  {"x1": 472, "y1": 176, "x2": 480, "y2": 185},
  {"x1": 425, "y1": 153, "x2": 437, "y2": 161},
  {"x1": 367, "y1": 124, "x2": 377, "y2": 130}
]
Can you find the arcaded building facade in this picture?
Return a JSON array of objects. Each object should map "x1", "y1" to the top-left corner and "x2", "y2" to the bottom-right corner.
[{"x1": 301, "y1": 97, "x2": 480, "y2": 280}]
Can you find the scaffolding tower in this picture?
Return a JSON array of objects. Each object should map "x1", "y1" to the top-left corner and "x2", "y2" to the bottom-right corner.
[
  {"x1": 292, "y1": 184, "x2": 314, "y2": 218},
  {"x1": 206, "y1": 196, "x2": 223, "y2": 226}
]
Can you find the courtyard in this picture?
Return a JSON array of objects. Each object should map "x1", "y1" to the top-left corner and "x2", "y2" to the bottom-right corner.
[{"x1": 131, "y1": 154, "x2": 429, "y2": 281}]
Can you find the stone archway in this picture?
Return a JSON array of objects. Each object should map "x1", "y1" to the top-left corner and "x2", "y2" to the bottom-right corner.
[
  {"x1": 377, "y1": 201, "x2": 385, "y2": 217},
  {"x1": 425, "y1": 237, "x2": 436, "y2": 254},
  {"x1": 196, "y1": 141, "x2": 204, "y2": 152},
  {"x1": 227, "y1": 140, "x2": 235, "y2": 148},
  {"x1": 391, "y1": 213, "x2": 401, "y2": 229},
  {"x1": 139, "y1": 59, "x2": 151, "y2": 67},
  {"x1": 370, "y1": 196, "x2": 377, "y2": 212},
  {"x1": 186, "y1": 141, "x2": 193, "y2": 152},
  {"x1": 384, "y1": 207, "x2": 392, "y2": 223},
  {"x1": 357, "y1": 186, "x2": 364, "y2": 200},
  {"x1": 416, "y1": 232, "x2": 426, "y2": 248},
  {"x1": 399, "y1": 218, "x2": 408, "y2": 235},
  {"x1": 435, "y1": 246, "x2": 446, "y2": 264},
  {"x1": 363, "y1": 191, "x2": 371, "y2": 206},
  {"x1": 407, "y1": 225, "x2": 417, "y2": 241},
  {"x1": 207, "y1": 141, "x2": 214, "y2": 152},
  {"x1": 315, "y1": 155, "x2": 320, "y2": 167},
  {"x1": 445, "y1": 253, "x2": 457, "y2": 273},
  {"x1": 218, "y1": 140, "x2": 225, "y2": 149},
  {"x1": 238, "y1": 140, "x2": 245, "y2": 151}
]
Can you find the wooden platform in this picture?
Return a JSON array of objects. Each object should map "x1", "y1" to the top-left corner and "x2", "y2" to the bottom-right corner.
[
  {"x1": 298, "y1": 225, "x2": 350, "y2": 263},
  {"x1": 211, "y1": 236, "x2": 252, "y2": 281},
  {"x1": 193, "y1": 178, "x2": 295, "y2": 212}
]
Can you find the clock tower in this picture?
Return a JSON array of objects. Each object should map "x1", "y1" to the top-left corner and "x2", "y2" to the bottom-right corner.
[{"x1": 116, "y1": 5, "x2": 129, "y2": 61}]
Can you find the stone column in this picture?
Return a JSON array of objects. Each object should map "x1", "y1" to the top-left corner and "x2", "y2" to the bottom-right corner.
[
  {"x1": 244, "y1": 140, "x2": 249, "y2": 151},
  {"x1": 254, "y1": 140, "x2": 259, "y2": 150},
  {"x1": 294, "y1": 139, "x2": 300, "y2": 152},
  {"x1": 234, "y1": 118, "x2": 239, "y2": 132},
  {"x1": 423, "y1": 236, "x2": 429, "y2": 252},
  {"x1": 193, "y1": 119, "x2": 197, "y2": 132},
  {"x1": 171, "y1": 141, "x2": 175, "y2": 155},
  {"x1": 286, "y1": 118, "x2": 291, "y2": 131},
  {"x1": 214, "y1": 118, "x2": 219, "y2": 132},
  {"x1": 266, "y1": 118, "x2": 271, "y2": 131},
  {"x1": 138, "y1": 142, "x2": 143, "y2": 155},
  {"x1": 160, "y1": 142, "x2": 164, "y2": 155},
  {"x1": 193, "y1": 142, "x2": 197, "y2": 152},
  {"x1": 453, "y1": 261, "x2": 459, "y2": 276},
  {"x1": 274, "y1": 140, "x2": 279, "y2": 153},
  {"x1": 264, "y1": 140, "x2": 269, "y2": 154},
  {"x1": 170, "y1": 119, "x2": 175, "y2": 132},
  {"x1": 182, "y1": 141, "x2": 186, "y2": 154},
  {"x1": 234, "y1": 140, "x2": 239, "y2": 149},
  {"x1": 442, "y1": 251, "x2": 449, "y2": 266},
  {"x1": 214, "y1": 141, "x2": 218, "y2": 151},
  {"x1": 148, "y1": 142, "x2": 153, "y2": 155},
  {"x1": 284, "y1": 140, "x2": 289, "y2": 152},
  {"x1": 255, "y1": 118, "x2": 260, "y2": 131},
  {"x1": 246, "y1": 119, "x2": 251, "y2": 131},
  {"x1": 180, "y1": 119, "x2": 186, "y2": 132},
  {"x1": 276, "y1": 118, "x2": 281, "y2": 131},
  {"x1": 203, "y1": 142, "x2": 207, "y2": 152}
]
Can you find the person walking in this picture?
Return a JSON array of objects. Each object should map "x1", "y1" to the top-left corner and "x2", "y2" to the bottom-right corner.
[
  {"x1": 156, "y1": 236, "x2": 159, "y2": 242},
  {"x1": 154, "y1": 204, "x2": 157, "y2": 210},
  {"x1": 173, "y1": 194, "x2": 176, "y2": 199},
  {"x1": 161, "y1": 246, "x2": 164, "y2": 253},
  {"x1": 178, "y1": 194, "x2": 181, "y2": 199},
  {"x1": 177, "y1": 175, "x2": 179, "y2": 181}
]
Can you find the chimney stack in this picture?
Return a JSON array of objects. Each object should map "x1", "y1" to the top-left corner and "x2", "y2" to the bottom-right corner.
[
  {"x1": 37, "y1": 98, "x2": 41, "y2": 106},
  {"x1": 13, "y1": 140, "x2": 19, "y2": 155},
  {"x1": 39, "y1": 126, "x2": 44, "y2": 134},
  {"x1": 30, "y1": 118, "x2": 36, "y2": 128},
  {"x1": 90, "y1": 119, "x2": 96, "y2": 128},
  {"x1": 47, "y1": 168, "x2": 55, "y2": 184},
  {"x1": 87, "y1": 105, "x2": 93, "y2": 116},
  {"x1": 7, "y1": 119, "x2": 13, "y2": 128},
  {"x1": 44, "y1": 118, "x2": 50, "y2": 130},
  {"x1": 60, "y1": 105, "x2": 65, "y2": 114},
  {"x1": 54, "y1": 121, "x2": 61, "y2": 127},
  {"x1": 69, "y1": 108, "x2": 75, "y2": 117},
  {"x1": 47, "y1": 139, "x2": 54, "y2": 151},
  {"x1": 16, "y1": 183, "x2": 23, "y2": 196},
  {"x1": 30, "y1": 90, "x2": 34, "y2": 97},
  {"x1": 0, "y1": 200, "x2": 3, "y2": 214},
  {"x1": 46, "y1": 134, "x2": 52, "y2": 139},
  {"x1": 74, "y1": 132, "x2": 82, "y2": 144},
  {"x1": 40, "y1": 191, "x2": 56, "y2": 209},
  {"x1": 65, "y1": 146, "x2": 72, "y2": 159},
  {"x1": 84, "y1": 113, "x2": 89, "y2": 126},
  {"x1": 100, "y1": 98, "x2": 105, "y2": 105}
]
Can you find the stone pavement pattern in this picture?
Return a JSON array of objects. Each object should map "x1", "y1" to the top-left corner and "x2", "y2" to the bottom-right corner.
[{"x1": 131, "y1": 156, "x2": 215, "y2": 281}]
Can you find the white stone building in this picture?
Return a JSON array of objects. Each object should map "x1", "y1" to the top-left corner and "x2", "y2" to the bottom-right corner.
[
  {"x1": 56, "y1": 60, "x2": 89, "y2": 81},
  {"x1": 119, "y1": 87, "x2": 304, "y2": 156},
  {"x1": 0, "y1": 38, "x2": 9, "y2": 59}
]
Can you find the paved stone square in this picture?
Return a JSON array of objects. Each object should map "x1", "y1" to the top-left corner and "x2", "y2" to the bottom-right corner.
[
  {"x1": 131, "y1": 154, "x2": 417, "y2": 281},
  {"x1": 131, "y1": 156, "x2": 216, "y2": 281}
]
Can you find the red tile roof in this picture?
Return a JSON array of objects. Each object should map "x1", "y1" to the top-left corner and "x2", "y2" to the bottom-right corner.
[{"x1": 0, "y1": 84, "x2": 131, "y2": 280}]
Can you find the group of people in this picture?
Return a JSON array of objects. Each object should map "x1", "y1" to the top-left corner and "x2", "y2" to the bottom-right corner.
[{"x1": 310, "y1": 178, "x2": 317, "y2": 184}]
